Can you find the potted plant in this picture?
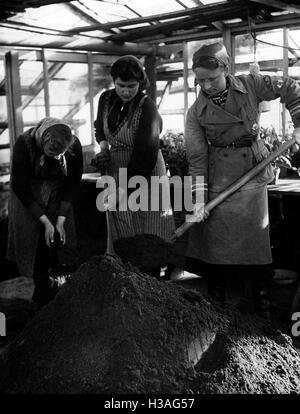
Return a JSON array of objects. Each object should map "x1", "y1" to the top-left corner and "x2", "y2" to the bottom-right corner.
[
  {"x1": 260, "y1": 126, "x2": 299, "y2": 182},
  {"x1": 160, "y1": 131, "x2": 188, "y2": 178}
]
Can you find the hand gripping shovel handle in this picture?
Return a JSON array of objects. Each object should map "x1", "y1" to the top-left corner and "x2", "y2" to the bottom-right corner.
[{"x1": 174, "y1": 137, "x2": 297, "y2": 239}]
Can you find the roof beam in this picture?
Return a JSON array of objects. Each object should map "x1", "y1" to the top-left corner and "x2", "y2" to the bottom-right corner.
[
  {"x1": 107, "y1": 5, "x2": 246, "y2": 43},
  {"x1": 249, "y1": 0, "x2": 300, "y2": 14},
  {"x1": 67, "y1": 1, "x2": 242, "y2": 34},
  {"x1": 196, "y1": 0, "x2": 225, "y2": 31},
  {"x1": 144, "y1": 13, "x2": 300, "y2": 44},
  {"x1": 66, "y1": 2, "x2": 116, "y2": 34},
  {"x1": 0, "y1": 27, "x2": 171, "y2": 57}
]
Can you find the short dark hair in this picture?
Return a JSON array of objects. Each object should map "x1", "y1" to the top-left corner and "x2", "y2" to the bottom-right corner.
[{"x1": 110, "y1": 59, "x2": 145, "y2": 83}]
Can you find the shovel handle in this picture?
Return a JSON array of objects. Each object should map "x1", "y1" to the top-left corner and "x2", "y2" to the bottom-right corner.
[
  {"x1": 106, "y1": 210, "x2": 115, "y2": 255},
  {"x1": 174, "y1": 137, "x2": 297, "y2": 239}
]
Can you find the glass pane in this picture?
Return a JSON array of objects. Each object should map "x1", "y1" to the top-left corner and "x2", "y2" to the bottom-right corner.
[
  {"x1": 288, "y1": 29, "x2": 300, "y2": 80},
  {"x1": 127, "y1": 0, "x2": 183, "y2": 17},
  {"x1": 10, "y1": 3, "x2": 90, "y2": 31},
  {"x1": 20, "y1": 61, "x2": 44, "y2": 88},
  {"x1": 92, "y1": 62, "x2": 113, "y2": 145},
  {"x1": 20, "y1": 60, "x2": 46, "y2": 125},
  {"x1": 0, "y1": 60, "x2": 4, "y2": 82},
  {"x1": 235, "y1": 30, "x2": 286, "y2": 134},
  {"x1": 0, "y1": 148, "x2": 10, "y2": 165},
  {"x1": 0, "y1": 60, "x2": 8, "y2": 127},
  {"x1": 0, "y1": 126, "x2": 9, "y2": 146},
  {"x1": 82, "y1": 0, "x2": 135, "y2": 22},
  {"x1": 235, "y1": 30, "x2": 285, "y2": 74},
  {"x1": 162, "y1": 115, "x2": 184, "y2": 134},
  {"x1": 22, "y1": 90, "x2": 45, "y2": 126},
  {"x1": 49, "y1": 62, "x2": 92, "y2": 146}
]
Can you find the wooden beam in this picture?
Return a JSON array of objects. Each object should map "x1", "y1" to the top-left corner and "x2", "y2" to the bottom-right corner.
[
  {"x1": 68, "y1": 1, "x2": 243, "y2": 34},
  {"x1": 145, "y1": 54, "x2": 157, "y2": 103},
  {"x1": 197, "y1": 0, "x2": 225, "y2": 31},
  {"x1": 4, "y1": 51, "x2": 23, "y2": 149},
  {"x1": 249, "y1": 0, "x2": 300, "y2": 14},
  {"x1": 282, "y1": 27, "x2": 289, "y2": 135},
  {"x1": 66, "y1": 2, "x2": 120, "y2": 35},
  {"x1": 88, "y1": 52, "x2": 95, "y2": 146},
  {"x1": 0, "y1": 33, "x2": 171, "y2": 57},
  {"x1": 157, "y1": 81, "x2": 172, "y2": 109},
  {"x1": 145, "y1": 13, "x2": 300, "y2": 44},
  {"x1": 223, "y1": 27, "x2": 235, "y2": 74},
  {"x1": 183, "y1": 42, "x2": 189, "y2": 124},
  {"x1": 156, "y1": 57, "x2": 299, "y2": 81},
  {"x1": 108, "y1": 6, "x2": 244, "y2": 43},
  {"x1": 42, "y1": 49, "x2": 50, "y2": 117}
]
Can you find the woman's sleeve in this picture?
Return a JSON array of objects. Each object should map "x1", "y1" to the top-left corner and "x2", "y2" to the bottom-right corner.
[
  {"x1": 185, "y1": 103, "x2": 209, "y2": 203},
  {"x1": 94, "y1": 91, "x2": 108, "y2": 144},
  {"x1": 59, "y1": 136, "x2": 83, "y2": 216},
  {"x1": 11, "y1": 136, "x2": 45, "y2": 219},
  {"x1": 126, "y1": 97, "x2": 162, "y2": 180}
]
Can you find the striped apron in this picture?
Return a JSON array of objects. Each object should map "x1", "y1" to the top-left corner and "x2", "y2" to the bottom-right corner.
[{"x1": 103, "y1": 94, "x2": 175, "y2": 243}]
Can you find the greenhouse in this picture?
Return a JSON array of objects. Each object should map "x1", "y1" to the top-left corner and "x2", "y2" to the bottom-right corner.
[{"x1": 0, "y1": 0, "x2": 300, "y2": 397}]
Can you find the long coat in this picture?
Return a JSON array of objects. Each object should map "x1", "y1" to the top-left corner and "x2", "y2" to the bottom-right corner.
[
  {"x1": 185, "y1": 73, "x2": 300, "y2": 265},
  {"x1": 7, "y1": 129, "x2": 83, "y2": 278}
]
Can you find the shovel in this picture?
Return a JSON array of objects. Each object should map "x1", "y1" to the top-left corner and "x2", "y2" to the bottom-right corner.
[
  {"x1": 105, "y1": 209, "x2": 116, "y2": 256},
  {"x1": 174, "y1": 137, "x2": 297, "y2": 239}
]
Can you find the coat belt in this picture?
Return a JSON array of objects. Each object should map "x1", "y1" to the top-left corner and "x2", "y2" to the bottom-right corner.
[{"x1": 209, "y1": 135, "x2": 258, "y2": 149}]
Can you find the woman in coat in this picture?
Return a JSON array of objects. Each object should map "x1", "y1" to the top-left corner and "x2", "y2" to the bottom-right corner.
[
  {"x1": 7, "y1": 117, "x2": 83, "y2": 307},
  {"x1": 94, "y1": 55, "x2": 175, "y2": 278},
  {"x1": 185, "y1": 42, "x2": 300, "y2": 315}
]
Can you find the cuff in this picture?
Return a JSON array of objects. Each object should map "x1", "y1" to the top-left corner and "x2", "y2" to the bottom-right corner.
[
  {"x1": 192, "y1": 181, "x2": 208, "y2": 204},
  {"x1": 59, "y1": 201, "x2": 72, "y2": 217},
  {"x1": 28, "y1": 202, "x2": 45, "y2": 220}
]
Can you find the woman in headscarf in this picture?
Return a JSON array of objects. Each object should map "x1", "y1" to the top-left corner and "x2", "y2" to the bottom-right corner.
[
  {"x1": 94, "y1": 55, "x2": 175, "y2": 278},
  {"x1": 7, "y1": 117, "x2": 83, "y2": 307}
]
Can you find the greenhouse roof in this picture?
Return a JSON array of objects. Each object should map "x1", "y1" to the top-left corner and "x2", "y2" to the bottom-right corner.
[{"x1": 0, "y1": 0, "x2": 299, "y2": 55}]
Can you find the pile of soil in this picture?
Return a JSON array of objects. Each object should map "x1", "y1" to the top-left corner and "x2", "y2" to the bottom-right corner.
[
  {"x1": 0, "y1": 254, "x2": 300, "y2": 394},
  {"x1": 114, "y1": 234, "x2": 186, "y2": 271}
]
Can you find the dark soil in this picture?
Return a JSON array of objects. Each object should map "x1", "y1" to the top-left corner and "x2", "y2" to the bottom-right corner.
[
  {"x1": 114, "y1": 234, "x2": 186, "y2": 271},
  {"x1": 0, "y1": 253, "x2": 300, "y2": 394}
]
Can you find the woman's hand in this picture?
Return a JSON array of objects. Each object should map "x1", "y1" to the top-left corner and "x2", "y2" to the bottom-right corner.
[
  {"x1": 91, "y1": 150, "x2": 110, "y2": 174},
  {"x1": 103, "y1": 187, "x2": 126, "y2": 210},
  {"x1": 193, "y1": 203, "x2": 210, "y2": 222},
  {"x1": 39, "y1": 214, "x2": 55, "y2": 246},
  {"x1": 56, "y1": 216, "x2": 66, "y2": 245}
]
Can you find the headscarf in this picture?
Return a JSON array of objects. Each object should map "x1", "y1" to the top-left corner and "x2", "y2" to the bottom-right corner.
[
  {"x1": 31, "y1": 117, "x2": 73, "y2": 174},
  {"x1": 31, "y1": 117, "x2": 73, "y2": 150},
  {"x1": 110, "y1": 55, "x2": 150, "y2": 91},
  {"x1": 192, "y1": 42, "x2": 229, "y2": 70}
]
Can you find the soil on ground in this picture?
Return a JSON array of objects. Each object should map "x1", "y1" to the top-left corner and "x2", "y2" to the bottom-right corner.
[
  {"x1": 114, "y1": 234, "x2": 186, "y2": 271},
  {"x1": 0, "y1": 252, "x2": 300, "y2": 394}
]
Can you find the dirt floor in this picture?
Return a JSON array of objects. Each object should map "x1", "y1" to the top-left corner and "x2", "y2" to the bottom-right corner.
[{"x1": 0, "y1": 251, "x2": 300, "y2": 394}]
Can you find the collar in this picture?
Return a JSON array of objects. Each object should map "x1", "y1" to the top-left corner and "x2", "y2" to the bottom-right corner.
[{"x1": 197, "y1": 74, "x2": 247, "y2": 112}]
